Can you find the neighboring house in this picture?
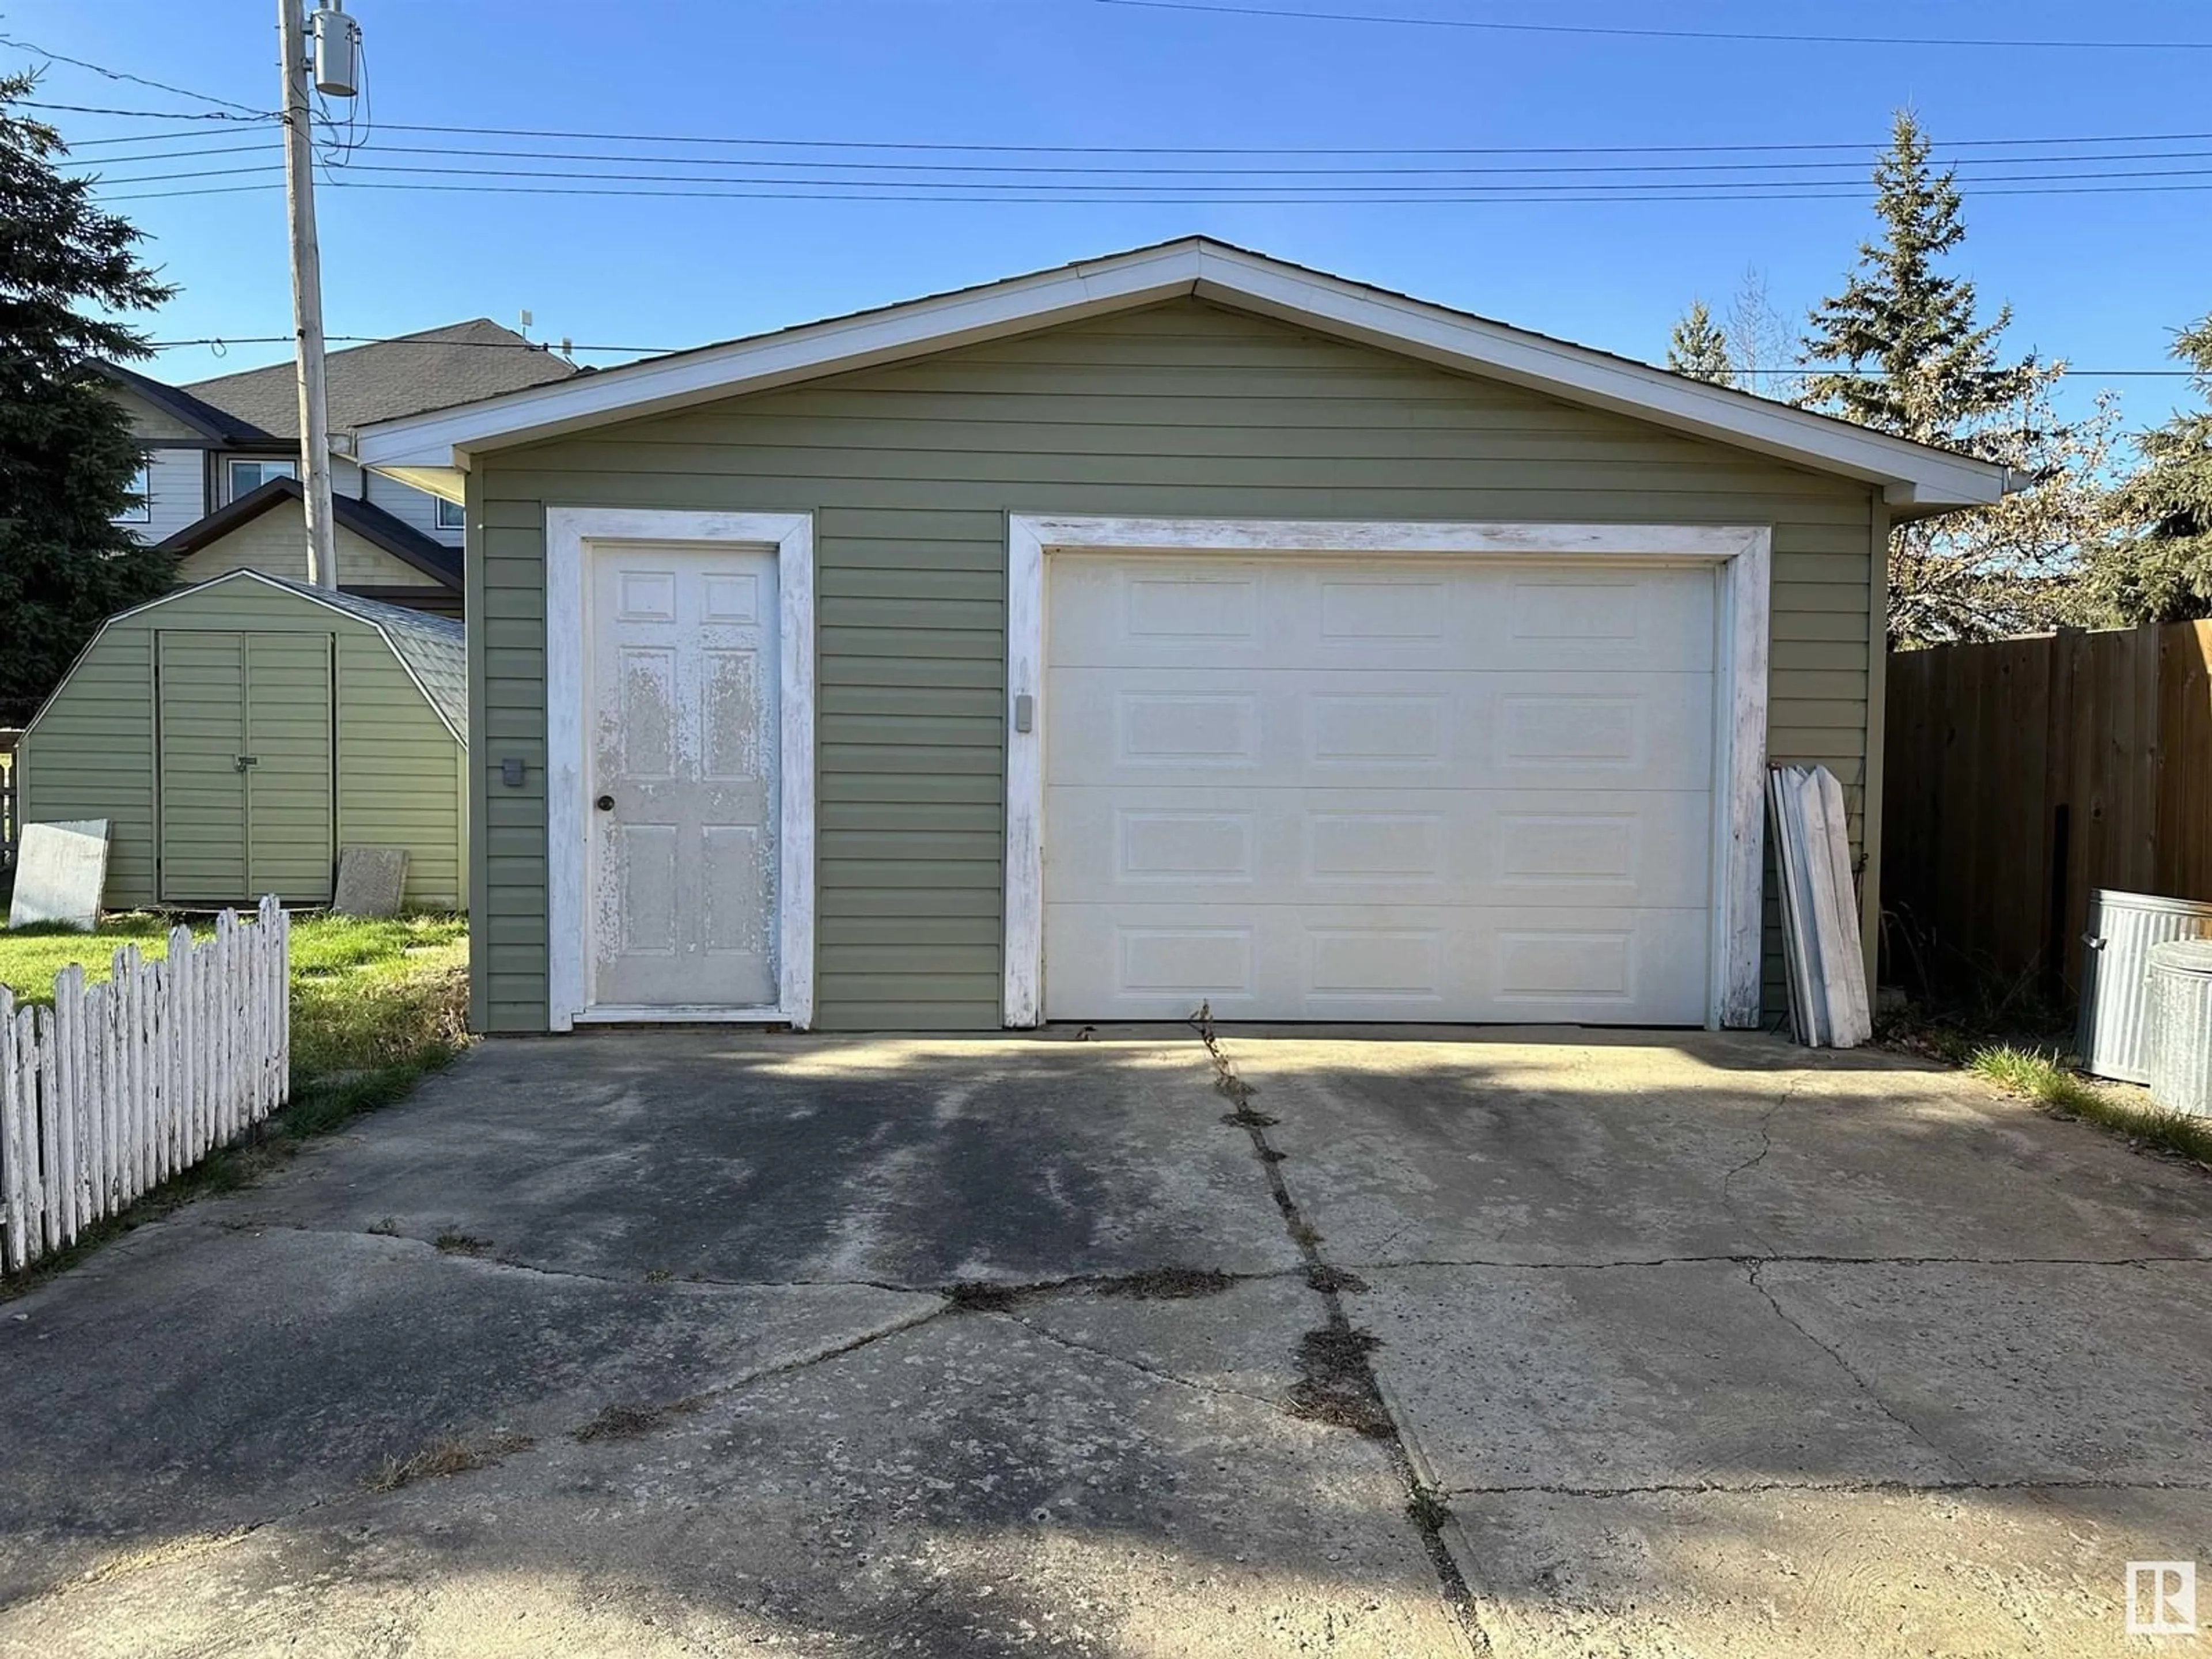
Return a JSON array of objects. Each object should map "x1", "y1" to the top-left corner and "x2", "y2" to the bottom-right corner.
[
  {"x1": 18, "y1": 571, "x2": 467, "y2": 911},
  {"x1": 101, "y1": 322, "x2": 577, "y2": 616},
  {"x1": 358, "y1": 237, "x2": 2006, "y2": 1037}
]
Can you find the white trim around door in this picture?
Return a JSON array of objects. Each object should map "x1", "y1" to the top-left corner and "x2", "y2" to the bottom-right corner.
[
  {"x1": 545, "y1": 506, "x2": 816, "y2": 1031},
  {"x1": 1002, "y1": 514, "x2": 1772, "y2": 1032}
]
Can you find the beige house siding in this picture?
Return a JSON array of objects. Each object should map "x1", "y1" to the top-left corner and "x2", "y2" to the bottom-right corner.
[
  {"x1": 471, "y1": 298, "x2": 1880, "y2": 1032},
  {"x1": 175, "y1": 505, "x2": 430, "y2": 589},
  {"x1": 20, "y1": 576, "x2": 465, "y2": 911}
]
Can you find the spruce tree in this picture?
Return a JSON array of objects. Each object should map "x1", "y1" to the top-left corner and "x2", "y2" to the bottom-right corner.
[
  {"x1": 1803, "y1": 110, "x2": 2103, "y2": 646},
  {"x1": 1802, "y1": 111, "x2": 2038, "y2": 441},
  {"x1": 1666, "y1": 299, "x2": 1735, "y2": 385},
  {"x1": 2078, "y1": 313, "x2": 2212, "y2": 623},
  {"x1": 0, "y1": 72, "x2": 177, "y2": 723}
]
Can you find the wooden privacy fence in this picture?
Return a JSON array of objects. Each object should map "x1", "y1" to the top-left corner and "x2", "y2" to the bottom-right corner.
[
  {"x1": 0, "y1": 896, "x2": 290, "y2": 1272},
  {"x1": 1883, "y1": 620, "x2": 2212, "y2": 1005}
]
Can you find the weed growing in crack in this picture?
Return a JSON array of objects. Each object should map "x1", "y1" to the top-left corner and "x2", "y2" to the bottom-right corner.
[
  {"x1": 1220, "y1": 1107, "x2": 1279, "y2": 1128},
  {"x1": 433, "y1": 1231, "x2": 490, "y2": 1256},
  {"x1": 944, "y1": 1281, "x2": 1025, "y2": 1313},
  {"x1": 1289, "y1": 1218, "x2": 1324, "y2": 1249},
  {"x1": 1287, "y1": 1323, "x2": 1392, "y2": 1437},
  {"x1": 1305, "y1": 1264, "x2": 1370, "y2": 1296},
  {"x1": 571, "y1": 1397, "x2": 707, "y2": 1443},
  {"x1": 1095, "y1": 1266, "x2": 1238, "y2": 1300},
  {"x1": 1406, "y1": 1484, "x2": 1455, "y2": 1533},
  {"x1": 367, "y1": 1217, "x2": 401, "y2": 1237},
  {"x1": 643, "y1": 1268, "x2": 673, "y2": 1283},
  {"x1": 366, "y1": 1430, "x2": 534, "y2": 1493}
]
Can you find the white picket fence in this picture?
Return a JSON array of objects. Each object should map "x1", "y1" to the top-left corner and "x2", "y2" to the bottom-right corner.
[{"x1": 0, "y1": 896, "x2": 289, "y2": 1272}]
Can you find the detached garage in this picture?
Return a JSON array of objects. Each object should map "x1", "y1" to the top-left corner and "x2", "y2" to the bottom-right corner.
[
  {"x1": 18, "y1": 571, "x2": 467, "y2": 911},
  {"x1": 356, "y1": 237, "x2": 2005, "y2": 1034}
]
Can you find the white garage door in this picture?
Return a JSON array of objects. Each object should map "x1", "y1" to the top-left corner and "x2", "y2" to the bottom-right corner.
[{"x1": 1041, "y1": 555, "x2": 1718, "y2": 1024}]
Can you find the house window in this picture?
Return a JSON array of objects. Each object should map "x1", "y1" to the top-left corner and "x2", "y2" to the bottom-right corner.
[
  {"x1": 434, "y1": 496, "x2": 465, "y2": 532},
  {"x1": 226, "y1": 457, "x2": 296, "y2": 500},
  {"x1": 115, "y1": 461, "x2": 151, "y2": 524}
]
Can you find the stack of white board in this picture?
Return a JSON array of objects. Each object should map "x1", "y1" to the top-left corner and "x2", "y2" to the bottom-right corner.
[{"x1": 1768, "y1": 766, "x2": 1873, "y2": 1048}]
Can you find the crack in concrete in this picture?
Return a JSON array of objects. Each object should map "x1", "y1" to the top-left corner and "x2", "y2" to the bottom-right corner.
[
  {"x1": 994, "y1": 1309, "x2": 1292, "y2": 1414},
  {"x1": 1349, "y1": 1251, "x2": 2212, "y2": 1272},
  {"x1": 1187, "y1": 1005, "x2": 1486, "y2": 1652},
  {"x1": 1446, "y1": 1474, "x2": 2212, "y2": 1498},
  {"x1": 1742, "y1": 1256, "x2": 1960, "y2": 1475},
  {"x1": 1717, "y1": 1077, "x2": 1802, "y2": 1249},
  {"x1": 195, "y1": 1216, "x2": 1324, "y2": 1303}
]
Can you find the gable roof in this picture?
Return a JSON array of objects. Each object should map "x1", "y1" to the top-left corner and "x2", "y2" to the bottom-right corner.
[
  {"x1": 185, "y1": 319, "x2": 579, "y2": 440},
  {"x1": 359, "y1": 236, "x2": 2009, "y2": 514},
  {"x1": 153, "y1": 476, "x2": 462, "y2": 589},
  {"x1": 96, "y1": 361, "x2": 272, "y2": 443}
]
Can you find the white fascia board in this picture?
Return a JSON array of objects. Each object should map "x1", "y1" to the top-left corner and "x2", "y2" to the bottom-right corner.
[
  {"x1": 359, "y1": 235, "x2": 2005, "y2": 509},
  {"x1": 359, "y1": 243, "x2": 1209, "y2": 473},
  {"x1": 1188, "y1": 247, "x2": 2003, "y2": 507}
]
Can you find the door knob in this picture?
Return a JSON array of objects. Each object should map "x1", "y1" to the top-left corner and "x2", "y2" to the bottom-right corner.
[{"x1": 595, "y1": 794, "x2": 615, "y2": 812}]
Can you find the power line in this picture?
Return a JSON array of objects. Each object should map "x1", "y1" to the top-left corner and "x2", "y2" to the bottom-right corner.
[
  {"x1": 86, "y1": 157, "x2": 2212, "y2": 196},
  {"x1": 0, "y1": 37, "x2": 269, "y2": 116},
  {"x1": 1084, "y1": 0, "x2": 2212, "y2": 51},
  {"x1": 21, "y1": 97, "x2": 275, "y2": 124},
  {"x1": 40, "y1": 98, "x2": 2212, "y2": 159},
  {"x1": 97, "y1": 173, "x2": 2212, "y2": 206},
  {"x1": 73, "y1": 138, "x2": 2212, "y2": 181}
]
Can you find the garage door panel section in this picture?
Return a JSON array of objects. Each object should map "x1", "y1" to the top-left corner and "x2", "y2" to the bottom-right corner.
[
  {"x1": 1041, "y1": 554, "x2": 1719, "y2": 1025},
  {"x1": 1047, "y1": 556, "x2": 1715, "y2": 673},
  {"x1": 1044, "y1": 903, "x2": 1711, "y2": 1024},
  {"x1": 1046, "y1": 668, "x2": 1713, "y2": 794},
  {"x1": 1047, "y1": 786, "x2": 1711, "y2": 910}
]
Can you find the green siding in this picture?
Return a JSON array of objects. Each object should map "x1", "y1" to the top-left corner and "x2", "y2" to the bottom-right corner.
[
  {"x1": 18, "y1": 629, "x2": 157, "y2": 903},
  {"x1": 18, "y1": 574, "x2": 464, "y2": 912},
  {"x1": 474, "y1": 298, "x2": 1883, "y2": 1032}
]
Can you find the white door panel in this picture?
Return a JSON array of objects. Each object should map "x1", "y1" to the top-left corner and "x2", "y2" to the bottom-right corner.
[
  {"x1": 1047, "y1": 556, "x2": 1715, "y2": 673},
  {"x1": 589, "y1": 544, "x2": 778, "y2": 1009},
  {"x1": 1044, "y1": 903, "x2": 1713, "y2": 1024},
  {"x1": 1046, "y1": 667, "x2": 1715, "y2": 794},
  {"x1": 1041, "y1": 554, "x2": 1719, "y2": 1025},
  {"x1": 1045, "y1": 786, "x2": 1712, "y2": 910}
]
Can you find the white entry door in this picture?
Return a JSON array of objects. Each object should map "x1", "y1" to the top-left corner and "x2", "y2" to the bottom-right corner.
[
  {"x1": 588, "y1": 543, "x2": 780, "y2": 1010},
  {"x1": 1041, "y1": 555, "x2": 1719, "y2": 1024}
]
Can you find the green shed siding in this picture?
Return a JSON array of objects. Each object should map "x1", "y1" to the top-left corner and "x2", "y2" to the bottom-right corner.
[
  {"x1": 20, "y1": 574, "x2": 465, "y2": 912},
  {"x1": 473, "y1": 299, "x2": 1880, "y2": 1032},
  {"x1": 19, "y1": 629, "x2": 157, "y2": 901}
]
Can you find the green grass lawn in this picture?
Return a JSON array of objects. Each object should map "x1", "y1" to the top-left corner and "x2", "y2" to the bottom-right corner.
[{"x1": 0, "y1": 912, "x2": 470, "y2": 1273}]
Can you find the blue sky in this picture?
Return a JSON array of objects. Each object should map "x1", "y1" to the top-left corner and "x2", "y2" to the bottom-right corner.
[{"x1": 10, "y1": 0, "x2": 2211, "y2": 427}]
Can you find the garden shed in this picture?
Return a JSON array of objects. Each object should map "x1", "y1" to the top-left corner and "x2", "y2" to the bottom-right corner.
[{"x1": 18, "y1": 570, "x2": 466, "y2": 911}]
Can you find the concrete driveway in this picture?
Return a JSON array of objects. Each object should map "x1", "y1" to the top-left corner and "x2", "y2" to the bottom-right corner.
[{"x1": 2, "y1": 1027, "x2": 2207, "y2": 1657}]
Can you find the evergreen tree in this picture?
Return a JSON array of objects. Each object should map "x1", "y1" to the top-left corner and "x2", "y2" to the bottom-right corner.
[
  {"x1": 2077, "y1": 313, "x2": 2212, "y2": 623},
  {"x1": 0, "y1": 72, "x2": 177, "y2": 723},
  {"x1": 1802, "y1": 111, "x2": 2039, "y2": 440},
  {"x1": 1804, "y1": 110, "x2": 2103, "y2": 646},
  {"x1": 1666, "y1": 298, "x2": 1735, "y2": 385}
]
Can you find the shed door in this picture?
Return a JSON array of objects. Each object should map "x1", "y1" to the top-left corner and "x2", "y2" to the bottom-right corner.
[
  {"x1": 588, "y1": 544, "x2": 781, "y2": 1010},
  {"x1": 157, "y1": 631, "x2": 335, "y2": 904},
  {"x1": 1041, "y1": 556, "x2": 1718, "y2": 1024}
]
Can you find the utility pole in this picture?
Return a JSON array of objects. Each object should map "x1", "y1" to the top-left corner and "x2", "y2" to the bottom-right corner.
[{"x1": 277, "y1": 0, "x2": 358, "y2": 589}]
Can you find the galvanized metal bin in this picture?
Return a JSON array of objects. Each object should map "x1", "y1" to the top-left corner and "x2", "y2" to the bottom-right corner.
[
  {"x1": 2145, "y1": 940, "x2": 2212, "y2": 1116},
  {"x1": 2077, "y1": 890, "x2": 2212, "y2": 1083}
]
